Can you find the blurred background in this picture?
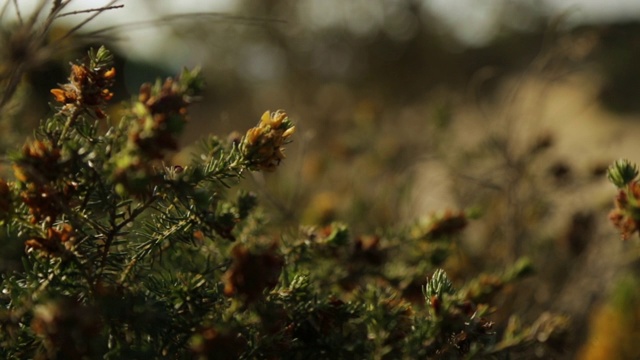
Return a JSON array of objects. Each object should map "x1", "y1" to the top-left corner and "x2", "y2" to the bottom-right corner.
[{"x1": 4, "y1": 0, "x2": 640, "y2": 357}]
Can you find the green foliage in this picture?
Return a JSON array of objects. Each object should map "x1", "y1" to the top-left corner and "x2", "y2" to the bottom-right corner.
[
  {"x1": 0, "y1": 46, "x2": 568, "y2": 359},
  {"x1": 423, "y1": 269, "x2": 454, "y2": 299},
  {"x1": 607, "y1": 158, "x2": 639, "y2": 188}
]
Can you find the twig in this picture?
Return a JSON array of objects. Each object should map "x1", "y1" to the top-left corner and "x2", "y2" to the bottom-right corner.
[
  {"x1": 57, "y1": 0, "x2": 121, "y2": 42},
  {"x1": 82, "y1": 12, "x2": 286, "y2": 38},
  {"x1": 11, "y1": 0, "x2": 22, "y2": 25},
  {"x1": 57, "y1": 4, "x2": 124, "y2": 19},
  {"x1": 98, "y1": 195, "x2": 157, "y2": 279}
]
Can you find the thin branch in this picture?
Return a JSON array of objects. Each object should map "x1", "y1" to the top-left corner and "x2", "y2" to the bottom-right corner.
[
  {"x1": 57, "y1": 0, "x2": 121, "y2": 42},
  {"x1": 56, "y1": 4, "x2": 124, "y2": 19},
  {"x1": 41, "y1": 0, "x2": 71, "y2": 32},
  {"x1": 118, "y1": 257, "x2": 136, "y2": 285},
  {"x1": 81, "y1": 12, "x2": 286, "y2": 38},
  {"x1": 98, "y1": 195, "x2": 157, "y2": 279},
  {"x1": 11, "y1": 0, "x2": 22, "y2": 25},
  {"x1": 118, "y1": 213, "x2": 194, "y2": 286},
  {"x1": 49, "y1": 0, "x2": 65, "y2": 17}
]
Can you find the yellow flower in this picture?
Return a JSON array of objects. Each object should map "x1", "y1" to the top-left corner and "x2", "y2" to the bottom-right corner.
[
  {"x1": 241, "y1": 110, "x2": 295, "y2": 172},
  {"x1": 282, "y1": 126, "x2": 296, "y2": 139}
]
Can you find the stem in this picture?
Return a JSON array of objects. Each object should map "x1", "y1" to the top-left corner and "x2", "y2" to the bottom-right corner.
[
  {"x1": 97, "y1": 195, "x2": 157, "y2": 281},
  {"x1": 57, "y1": 109, "x2": 81, "y2": 147},
  {"x1": 118, "y1": 211, "x2": 195, "y2": 285},
  {"x1": 118, "y1": 258, "x2": 137, "y2": 285}
]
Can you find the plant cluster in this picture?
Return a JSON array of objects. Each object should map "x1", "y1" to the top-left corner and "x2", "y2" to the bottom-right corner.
[
  {"x1": 607, "y1": 159, "x2": 640, "y2": 240},
  {"x1": 0, "y1": 46, "x2": 572, "y2": 359},
  {"x1": 564, "y1": 159, "x2": 640, "y2": 358}
]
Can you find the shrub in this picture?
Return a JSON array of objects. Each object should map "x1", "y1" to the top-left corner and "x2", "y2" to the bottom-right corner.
[
  {"x1": 0, "y1": 43, "x2": 571, "y2": 359},
  {"x1": 0, "y1": 1, "x2": 576, "y2": 357}
]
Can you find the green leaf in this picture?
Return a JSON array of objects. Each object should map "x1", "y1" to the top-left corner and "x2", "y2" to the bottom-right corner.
[
  {"x1": 607, "y1": 159, "x2": 639, "y2": 187},
  {"x1": 423, "y1": 268, "x2": 454, "y2": 299}
]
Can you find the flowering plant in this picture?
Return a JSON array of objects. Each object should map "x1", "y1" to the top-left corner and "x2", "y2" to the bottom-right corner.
[{"x1": 0, "y1": 39, "x2": 566, "y2": 360}]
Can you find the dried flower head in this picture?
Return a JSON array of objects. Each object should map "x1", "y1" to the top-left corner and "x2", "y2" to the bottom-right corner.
[
  {"x1": 20, "y1": 183, "x2": 63, "y2": 224},
  {"x1": 11, "y1": 139, "x2": 74, "y2": 223},
  {"x1": 50, "y1": 46, "x2": 115, "y2": 118},
  {"x1": 606, "y1": 160, "x2": 640, "y2": 240},
  {"x1": 609, "y1": 180, "x2": 640, "y2": 240},
  {"x1": 25, "y1": 224, "x2": 76, "y2": 256},
  {"x1": 415, "y1": 210, "x2": 468, "y2": 240},
  {"x1": 13, "y1": 140, "x2": 62, "y2": 184},
  {"x1": 223, "y1": 243, "x2": 284, "y2": 304},
  {"x1": 241, "y1": 110, "x2": 295, "y2": 172},
  {"x1": 112, "y1": 68, "x2": 203, "y2": 196},
  {"x1": 130, "y1": 76, "x2": 193, "y2": 158}
]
